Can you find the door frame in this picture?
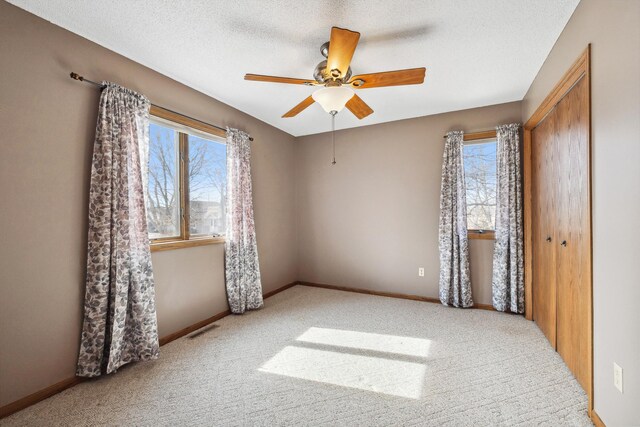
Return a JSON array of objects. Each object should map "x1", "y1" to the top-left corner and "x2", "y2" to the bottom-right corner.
[{"x1": 523, "y1": 45, "x2": 592, "y2": 414}]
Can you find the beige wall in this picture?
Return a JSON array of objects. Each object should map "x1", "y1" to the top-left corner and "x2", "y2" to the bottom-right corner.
[
  {"x1": 0, "y1": 1, "x2": 297, "y2": 407},
  {"x1": 522, "y1": 0, "x2": 640, "y2": 424},
  {"x1": 295, "y1": 102, "x2": 521, "y2": 304}
]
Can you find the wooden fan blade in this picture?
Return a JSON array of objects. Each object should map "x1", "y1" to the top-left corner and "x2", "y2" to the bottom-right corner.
[
  {"x1": 349, "y1": 67, "x2": 426, "y2": 89},
  {"x1": 326, "y1": 27, "x2": 361, "y2": 80},
  {"x1": 245, "y1": 74, "x2": 317, "y2": 85},
  {"x1": 282, "y1": 96, "x2": 315, "y2": 118},
  {"x1": 345, "y1": 94, "x2": 373, "y2": 119}
]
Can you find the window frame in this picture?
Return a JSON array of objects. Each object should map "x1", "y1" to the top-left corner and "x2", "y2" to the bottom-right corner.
[
  {"x1": 461, "y1": 130, "x2": 498, "y2": 241},
  {"x1": 148, "y1": 106, "x2": 227, "y2": 252}
]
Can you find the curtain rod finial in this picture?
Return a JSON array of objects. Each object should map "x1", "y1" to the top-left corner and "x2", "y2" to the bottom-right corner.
[{"x1": 70, "y1": 72, "x2": 83, "y2": 81}]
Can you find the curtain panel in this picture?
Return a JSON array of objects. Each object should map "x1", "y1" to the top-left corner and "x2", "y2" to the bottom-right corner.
[
  {"x1": 439, "y1": 131, "x2": 474, "y2": 308},
  {"x1": 225, "y1": 128, "x2": 263, "y2": 314},
  {"x1": 492, "y1": 123, "x2": 524, "y2": 313},
  {"x1": 77, "y1": 82, "x2": 159, "y2": 377}
]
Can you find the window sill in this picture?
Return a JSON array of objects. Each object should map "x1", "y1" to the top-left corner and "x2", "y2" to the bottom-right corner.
[
  {"x1": 150, "y1": 237, "x2": 225, "y2": 252},
  {"x1": 468, "y1": 230, "x2": 495, "y2": 240}
]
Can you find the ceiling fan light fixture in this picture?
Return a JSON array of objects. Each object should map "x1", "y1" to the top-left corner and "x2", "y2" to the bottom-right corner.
[{"x1": 312, "y1": 86, "x2": 354, "y2": 113}]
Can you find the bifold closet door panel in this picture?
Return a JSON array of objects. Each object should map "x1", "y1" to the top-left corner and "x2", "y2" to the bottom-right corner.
[
  {"x1": 555, "y1": 76, "x2": 591, "y2": 394},
  {"x1": 531, "y1": 109, "x2": 558, "y2": 348}
]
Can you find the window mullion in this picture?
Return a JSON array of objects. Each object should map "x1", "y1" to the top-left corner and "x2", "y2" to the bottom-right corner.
[{"x1": 179, "y1": 132, "x2": 190, "y2": 241}]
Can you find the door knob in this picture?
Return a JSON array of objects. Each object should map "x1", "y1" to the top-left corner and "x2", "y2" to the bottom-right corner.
[
  {"x1": 546, "y1": 236, "x2": 552, "y2": 242},
  {"x1": 561, "y1": 240, "x2": 567, "y2": 247}
]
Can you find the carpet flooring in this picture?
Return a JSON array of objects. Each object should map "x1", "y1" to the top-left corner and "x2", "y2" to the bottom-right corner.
[{"x1": 1, "y1": 285, "x2": 591, "y2": 426}]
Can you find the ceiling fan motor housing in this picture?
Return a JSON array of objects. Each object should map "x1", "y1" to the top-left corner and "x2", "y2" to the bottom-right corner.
[
  {"x1": 314, "y1": 41, "x2": 352, "y2": 84},
  {"x1": 314, "y1": 60, "x2": 352, "y2": 84}
]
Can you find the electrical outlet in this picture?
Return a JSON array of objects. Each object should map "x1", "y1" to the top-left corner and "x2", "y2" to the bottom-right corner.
[
  {"x1": 614, "y1": 363, "x2": 623, "y2": 393},
  {"x1": 418, "y1": 267, "x2": 425, "y2": 277}
]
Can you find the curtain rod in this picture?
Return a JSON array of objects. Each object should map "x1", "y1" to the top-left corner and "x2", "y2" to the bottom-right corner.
[
  {"x1": 442, "y1": 129, "x2": 497, "y2": 139},
  {"x1": 69, "y1": 72, "x2": 253, "y2": 141}
]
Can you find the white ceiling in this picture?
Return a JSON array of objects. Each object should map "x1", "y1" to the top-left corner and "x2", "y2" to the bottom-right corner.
[{"x1": 9, "y1": 0, "x2": 579, "y2": 136}]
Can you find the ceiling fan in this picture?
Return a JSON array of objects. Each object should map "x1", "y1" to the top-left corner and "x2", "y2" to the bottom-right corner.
[{"x1": 244, "y1": 27, "x2": 426, "y2": 120}]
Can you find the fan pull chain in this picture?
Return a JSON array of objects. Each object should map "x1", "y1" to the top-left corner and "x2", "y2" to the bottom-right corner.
[{"x1": 331, "y1": 111, "x2": 337, "y2": 165}]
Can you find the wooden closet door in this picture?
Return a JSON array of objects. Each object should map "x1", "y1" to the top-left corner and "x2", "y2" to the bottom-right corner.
[
  {"x1": 525, "y1": 47, "x2": 592, "y2": 410},
  {"x1": 531, "y1": 107, "x2": 558, "y2": 347},
  {"x1": 555, "y1": 76, "x2": 591, "y2": 393}
]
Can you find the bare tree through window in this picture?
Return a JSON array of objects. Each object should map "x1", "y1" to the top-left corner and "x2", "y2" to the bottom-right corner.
[
  {"x1": 463, "y1": 141, "x2": 497, "y2": 230},
  {"x1": 188, "y1": 135, "x2": 227, "y2": 236},
  {"x1": 147, "y1": 123, "x2": 179, "y2": 238}
]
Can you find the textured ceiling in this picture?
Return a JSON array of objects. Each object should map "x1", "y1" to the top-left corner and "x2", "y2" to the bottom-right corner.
[{"x1": 9, "y1": 0, "x2": 579, "y2": 136}]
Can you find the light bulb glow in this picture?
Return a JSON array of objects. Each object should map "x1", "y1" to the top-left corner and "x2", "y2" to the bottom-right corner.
[{"x1": 312, "y1": 86, "x2": 355, "y2": 113}]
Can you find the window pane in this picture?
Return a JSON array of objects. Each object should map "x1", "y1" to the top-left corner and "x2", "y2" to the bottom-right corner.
[
  {"x1": 463, "y1": 141, "x2": 497, "y2": 230},
  {"x1": 188, "y1": 134, "x2": 227, "y2": 236},
  {"x1": 147, "y1": 122, "x2": 180, "y2": 239}
]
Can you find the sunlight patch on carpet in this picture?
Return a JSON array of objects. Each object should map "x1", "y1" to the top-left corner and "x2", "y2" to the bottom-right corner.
[{"x1": 259, "y1": 345, "x2": 426, "y2": 399}]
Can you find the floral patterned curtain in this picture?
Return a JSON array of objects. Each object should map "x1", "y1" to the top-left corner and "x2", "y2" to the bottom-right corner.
[
  {"x1": 492, "y1": 123, "x2": 524, "y2": 313},
  {"x1": 225, "y1": 128, "x2": 263, "y2": 314},
  {"x1": 77, "y1": 83, "x2": 159, "y2": 377},
  {"x1": 439, "y1": 131, "x2": 474, "y2": 308}
]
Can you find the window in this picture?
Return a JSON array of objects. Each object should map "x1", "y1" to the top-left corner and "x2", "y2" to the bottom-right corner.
[
  {"x1": 462, "y1": 138, "x2": 497, "y2": 239},
  {"x1": 147, "y1": 107, "x2": 227, "y2": 251}
]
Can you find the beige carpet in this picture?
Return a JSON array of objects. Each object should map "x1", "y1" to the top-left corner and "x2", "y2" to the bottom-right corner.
[{"x1": 2, "y1": 285, "x2": 591, "y2": 426}]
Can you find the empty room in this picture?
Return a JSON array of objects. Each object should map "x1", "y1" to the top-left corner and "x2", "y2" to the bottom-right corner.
[{"x1": 1, "y1": 0, "x2": 638, "y2": 425}]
